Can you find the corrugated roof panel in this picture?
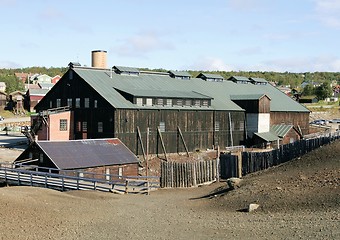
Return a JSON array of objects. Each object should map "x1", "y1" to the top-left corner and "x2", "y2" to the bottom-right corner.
[
  {"x1": 37, "y1": 139, "x2": 139, "y2": 170},
  {"x1": 271, "y1": 124, "x2": 293, "y2": 138},
  {"x1": 254, "y1": 132, "x2": 279, "y2": 142}
]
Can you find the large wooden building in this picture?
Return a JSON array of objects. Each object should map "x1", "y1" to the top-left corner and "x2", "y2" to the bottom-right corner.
[{"x1": 32, "y1": 64, "x2": 310, "y2": 154}]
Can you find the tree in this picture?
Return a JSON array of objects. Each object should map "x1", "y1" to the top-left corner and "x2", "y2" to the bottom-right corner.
[
  {"x1": 302, "y1": 84, "x2": 314, "y2": 96},
  {"x1": 315, "y1": 82, "x2": 333, "y2": 100}
]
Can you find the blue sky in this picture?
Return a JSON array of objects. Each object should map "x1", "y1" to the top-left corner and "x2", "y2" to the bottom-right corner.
[{"x1": 0, "y1": 0, "x2": 340, "y2": 72}]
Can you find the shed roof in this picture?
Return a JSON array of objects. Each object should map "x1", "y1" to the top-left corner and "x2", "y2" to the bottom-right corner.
[
  {"x1": 270, "y1": 124, "x2": 293, "y2": 138},
  {"x1": 254, "y1": 132, "x2": 279, "y2": 142},
  {"x1": 35, "y1": 138, "x2": 139, "y2": 170}
]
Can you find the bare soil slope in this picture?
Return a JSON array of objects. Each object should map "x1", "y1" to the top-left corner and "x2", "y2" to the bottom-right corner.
[{"x1": 0, "y1": 141, "x2": 339, "y2": 239}]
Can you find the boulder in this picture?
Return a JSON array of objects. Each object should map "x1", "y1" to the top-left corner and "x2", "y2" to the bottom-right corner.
[
  {"x1": 226, "y1": 177, "x2": 243, "y2": 189},
  {"x1": 248, "y1": 203, "x2": 260, "y2": 212}
]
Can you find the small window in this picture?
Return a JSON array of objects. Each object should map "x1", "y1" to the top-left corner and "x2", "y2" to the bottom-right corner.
[
  {"x1": 94, "y1": 100, "x2": 98, "y2": 108},
  {"x1": 67, "y1": 98, "x2": 72, "y2": 107},
  {"x1": 146, "y1": 98, "x2": 152, "y2": 106},
  {"x1": 214, "y1": 121, "x2": 220, "y2": 132},
  {"x1": 156, "y1": 98, "x2": 163, "y2": 105},
  {"x1": 136, "y1": 98, "x2": 143, "y2": 106},
  {"x1": 194, "y1": 100, "x2": 200, "y2": 106},
  {"x1": 69, "y1": 70, "x2": 73, "y2": 80},
  {"x1": 49, "y1": 101, "x2": 53, "y2": 108},
  {"x1": 98, "y1": 122, "x2": 103, "y2": 133},
  {"x1": 185, "y1": 99, "x2": 191, "y2": 106},
  {"x1": 39, "y1": 153, "x2": 43, "y2": 163},
  {"x1": 82, "y1": 121, "x2": 87, "y2": 132},
  {"x1": 176, "y1": 99, "x2": 183, "y2": 106},
  {"x1": 202, "y1": 100, "x2": 209, "y2": 107},
  {"x1": 56, "y1": 99, "x2": 61, "y2": 108},
  {"x1": 59, "y1": 119, "x2": 67, "y2": 131},
  {"x1": 84, "y1": 98, "x2": 90, "y2": 108},
  {"x1": 166, "y1": 99, "x2": 172, "y2": 106},
  {"x1": 75, "y1": 98, "x2": 80, "y2": 108},
  {"x1": 159, "y1": 121, "x2": 165, "y2": 132}
]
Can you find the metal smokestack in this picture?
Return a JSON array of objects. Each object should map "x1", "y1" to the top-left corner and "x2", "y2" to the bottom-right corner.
[{"x1": 91, "y1": 50, "x2": 107, "y2": 68}]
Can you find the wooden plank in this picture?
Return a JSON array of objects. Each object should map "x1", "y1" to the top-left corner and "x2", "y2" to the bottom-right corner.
[
  {"x1": 177, "y1": 126, "x2": 189, "y2": 157},
  {"x1": 157, "y1": 127, "x2": 168, "y2": 161},
  {"x1": 136, "y1": 126, "x2": 146, "y2": 161}
]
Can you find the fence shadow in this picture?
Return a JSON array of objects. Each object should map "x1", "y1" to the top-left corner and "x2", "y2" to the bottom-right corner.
[{"x1": 190, "y1": 185, "x2": 233, "y2": 200}]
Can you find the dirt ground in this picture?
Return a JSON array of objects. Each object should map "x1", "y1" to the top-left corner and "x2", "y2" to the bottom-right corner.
[{"x1": 0, "y1": 138, "x2": 339, "y2": 239}]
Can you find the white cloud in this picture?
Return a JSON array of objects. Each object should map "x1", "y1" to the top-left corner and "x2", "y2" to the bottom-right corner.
[
  {"x1": 314, "y1": 0, "x2": 340, "y2": 28},
  {"x1": 186, "y1": 57, "x2": 233, "y2": 71},
  {"x1": 116, "y1": 31, "x2": 174, "y2": 57}
]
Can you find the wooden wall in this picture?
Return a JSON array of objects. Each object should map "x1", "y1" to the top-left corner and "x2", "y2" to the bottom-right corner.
[
  {"x1": 114, "y1": 109, "x2": 245, "y2": 154},
  {"x1": 271, "y1": 111, "x2": 310, "y2": 135}
]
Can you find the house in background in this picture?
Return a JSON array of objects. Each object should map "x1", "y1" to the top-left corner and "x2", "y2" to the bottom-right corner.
[
  {"x1": 14, "y1": 138, "x2": 140, "y2": 178},
  {"x1": 34, "y1": 74, "x2": 52, "y2": 84},
  {"x1": 25, "y1": 88, "x2": 50, "y2": 112},
  {"x1": 51, "y1": 75, "x2": 61, "y2": 84}
]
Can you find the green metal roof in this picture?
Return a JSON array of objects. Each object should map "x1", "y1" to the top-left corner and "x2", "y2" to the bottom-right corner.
[
  {"x1": 168, "y1": 70, "x2": 191, "y2": 78},
  {"x1": 270, "y1": 124, "x2": 293, "y2": 138},
  {"x1": 254, "y1": 132, "x2": 279, "y2": 142},
  {"x1": 117, "y1": 89, "x2": 212, "y2": 99},
  {"x1": 228, "y1": 76, "x2": 251, "y2": 82},
  {"x1": 249, "y1": 77, "x2": 268, "y2": 83},
  {"x1": 113, "y1": 66, "x2": 140, "y2": 74},
  {"x1": 197, "y1": 73, "x2": 224, "y2": 80},
  {"x1": 72, "y1": 67, "x2": 309, "y2": 112},
  {"x1": 230, "y1": 94, "x2": 270, "y2": 101}
]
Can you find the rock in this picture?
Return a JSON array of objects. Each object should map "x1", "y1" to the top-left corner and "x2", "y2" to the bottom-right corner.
[
  {"x1": 226, "y1": 177, "x2": 243, "y2": 189},
  {"x1": 248, "y1": 203, "x2": 260, "y2": 212}
]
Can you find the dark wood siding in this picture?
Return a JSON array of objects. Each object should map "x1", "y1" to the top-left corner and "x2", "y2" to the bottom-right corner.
[
  {"x1": 271, "y1": 112, "x2": 309, "y2": 135},
  {"x1": 114, "y1": 109, "x2": 245, "y2": 154},
  {"x1": 232, "y1": 96, "x2": 270, "y2": 114}
]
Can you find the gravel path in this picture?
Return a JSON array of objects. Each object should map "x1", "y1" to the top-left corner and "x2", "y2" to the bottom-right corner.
[{"x1": 0, "y1": 140, "x2": 339, "y2": 239}]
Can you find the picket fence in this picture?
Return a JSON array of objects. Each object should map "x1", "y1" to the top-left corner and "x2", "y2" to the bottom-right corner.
[{"x1": 160, "y1": 159, "x2": 218, "y2": 188}]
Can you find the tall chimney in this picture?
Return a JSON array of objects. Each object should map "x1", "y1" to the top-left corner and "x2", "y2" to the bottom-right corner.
[{"x1": 91, "y1": 50, "x2": 107, "y2": 68}]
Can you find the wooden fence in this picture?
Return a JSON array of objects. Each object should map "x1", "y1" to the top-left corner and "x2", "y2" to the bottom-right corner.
[
  {"x1": 242, "y1": 131, "x2": 340, "y2": 176},
  {"x1": 0, "y1": 163, "x2": 160, "y2": 194},
  {"x1": 160, "y1": 159, "x2": 218, "y2": 188}
]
